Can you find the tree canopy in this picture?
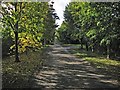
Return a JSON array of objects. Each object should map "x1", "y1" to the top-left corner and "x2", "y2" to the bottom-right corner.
[
  {"x1": 0, "y1": 2, "x2": 59, "y2": 61},
  {"x1": 57, "y1": 2, "x2": 120, "y2": 59}
]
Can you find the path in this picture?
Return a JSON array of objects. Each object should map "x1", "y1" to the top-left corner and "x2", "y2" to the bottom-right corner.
[{"x1": 31, "y1": 44, "x2": 119, "y2": 89}]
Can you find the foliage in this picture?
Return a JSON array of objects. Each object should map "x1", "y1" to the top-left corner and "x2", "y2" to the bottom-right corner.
[
  {"x1": 57, "y1": 2, "x2": 120, "y2": 59},
  {"x1": 0, "y1": 2, "x2": 58, "y2": 60}
]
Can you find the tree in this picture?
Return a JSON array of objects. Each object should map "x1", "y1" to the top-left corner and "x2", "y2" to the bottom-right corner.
[
  {"x1": 1, "y1": 2, "x2": 26, "y2": 62},
  {"x1": 1, "y1": 2, "x2": 57, "y2": 62},
  {"x1": 58, "y1": 2, "x2": 120, "y2": 59},
  {"x1": 42, "y1": 1, "x2": 59, "y2": 45}
]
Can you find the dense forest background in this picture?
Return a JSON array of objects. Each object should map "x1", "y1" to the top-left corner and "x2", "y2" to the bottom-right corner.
[
  {"x1": 57, "y1": 2, "x2": 120, "y2": 59},
  {"x1": 0, "y1": 2, "x2": 59, "y2": 61}
]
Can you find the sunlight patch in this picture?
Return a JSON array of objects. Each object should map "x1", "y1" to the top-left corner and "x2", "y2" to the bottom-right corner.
[
  {"x1": 100, "y1": 79, "x2": 118, "y2": 85},
  {"x1": 59, "y1": 60, "x2": 88, "y2": 65}
]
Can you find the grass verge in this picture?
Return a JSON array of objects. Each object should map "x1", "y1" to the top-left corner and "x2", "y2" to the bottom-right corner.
[
  {"x1": 69, "y1": 48, "x2": 120, "y2": 67},
  {"x1": 2, "y1": 47, "x2": 47, "y2": 88},
  {"x1": 63, "y1": 44, "x2": 120, "y2": 67},
  {"x1": 65, "y1": 44, "x2": 120, "y2": 78}
]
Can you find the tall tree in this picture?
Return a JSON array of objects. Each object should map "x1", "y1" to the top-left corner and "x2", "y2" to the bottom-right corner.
[
  {"x1": 0, "y1": 2, "x2": 53, "y2": 61},
  {"x1": 43, "y1": 1, "x2": 59, "y2": 45},
  {"x1": 1, "y1": 2, "x2": 26, "y2": 62},
  {"x1": 57, "y1": 2, "x2": 120, "y2": 59}
]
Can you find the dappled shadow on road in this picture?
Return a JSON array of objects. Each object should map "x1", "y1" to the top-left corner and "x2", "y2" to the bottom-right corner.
[
  {"x1": 31, "y1": 45, "x2": 120, "y2": 89},
  {"x1": 63, "y1": 45, "x2": 120, "y2": 79}
]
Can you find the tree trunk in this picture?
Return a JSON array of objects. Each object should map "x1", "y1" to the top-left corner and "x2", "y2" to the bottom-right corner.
[
  {"x1": 44, "y1": 38, "x2": 46, "y2": 46},
  {"x1": 91, "y1": 40, "x2": 94, "y2": 52},
  {"x1": 107, "y1": 44, "x2": 110, "y2": 59},
  {"x1": 86, "y1": 42, "x2": 88, "y2": 51},
  {"x1": 15, "y1": 31, "x2": 20, "y2": 62},
  {"x1": 92, "y1": 46, "x2": 94, "y2": 52},
  {"x1": 80, "y1": 38, "x2": 83, "y2": 49},
  {"x1": 14, "y1": 3, "x2": 20, "y2": 62}
]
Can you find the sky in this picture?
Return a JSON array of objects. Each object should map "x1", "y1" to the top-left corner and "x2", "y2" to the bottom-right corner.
[{"x1": 50, "y1": 0, "x2": 71, "y2": 26}]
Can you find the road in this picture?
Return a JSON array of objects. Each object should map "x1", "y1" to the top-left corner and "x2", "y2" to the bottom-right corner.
[{"x1": 31, "y1": 44, "x2": 119, "y2": 89}]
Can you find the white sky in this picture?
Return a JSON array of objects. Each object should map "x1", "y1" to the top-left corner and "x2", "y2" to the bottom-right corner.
[{"x1": 51, "y1": 0, "x2": 71, "y2": 26}]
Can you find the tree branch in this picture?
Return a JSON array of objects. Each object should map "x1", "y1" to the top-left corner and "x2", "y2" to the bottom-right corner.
[{"x1": 8, "y1": 20, "x2": 15, "y2": 30}]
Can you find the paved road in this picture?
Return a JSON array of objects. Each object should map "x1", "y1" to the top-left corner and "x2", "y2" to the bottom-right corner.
[{"x1": 31, "y1": 44, "x2": 119, "y2": 89}]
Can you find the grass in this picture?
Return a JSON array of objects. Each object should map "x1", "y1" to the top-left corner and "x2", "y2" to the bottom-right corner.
[
  {"x1": 2, "y1": 47, "x2": 48, "y2": 88},
  {"x1": 70, "y1": 49, "x2": 120, "y2": 67},
  {"x1": 65, "y1": 44, "x2": 120, "y2": 78},
  {"x1": 63, "y1": 44, "x2": 120, "y2": 67},
  {"x1": 84, "y1": 57, "x2": 120, "y2": 66}
]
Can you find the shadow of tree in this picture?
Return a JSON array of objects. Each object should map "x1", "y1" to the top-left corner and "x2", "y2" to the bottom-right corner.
[
  {"x1": 29, "y1": 45, "x2": 120, "y2": 89},
  {"x1": 2, "y1": 45, "x2": 119, "y2": 89},
  {"x1": 2, "y1": 47, "x2": 49, "y2": 90}
]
